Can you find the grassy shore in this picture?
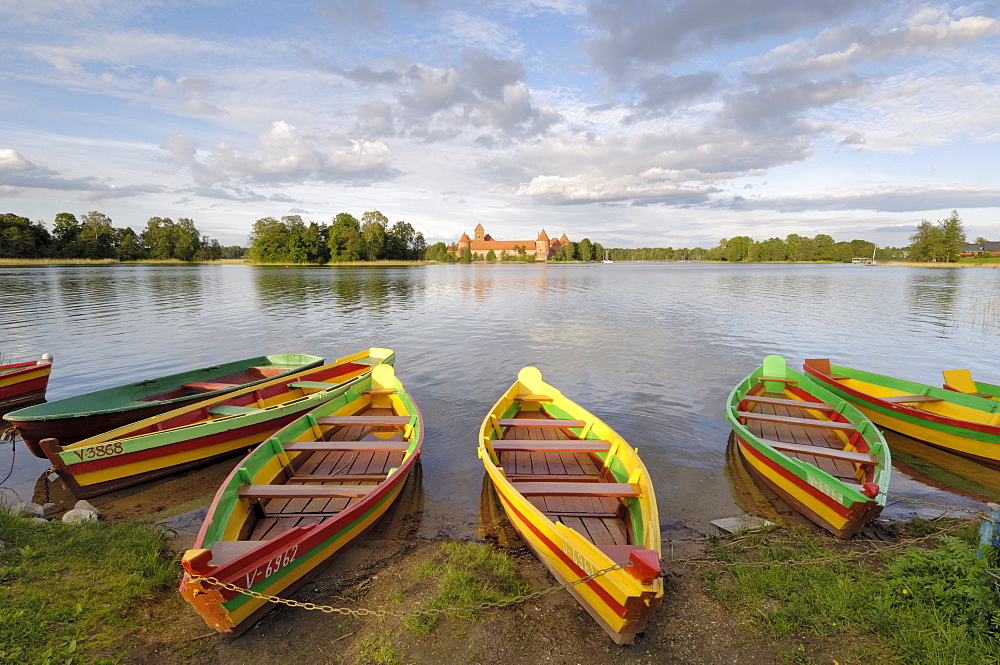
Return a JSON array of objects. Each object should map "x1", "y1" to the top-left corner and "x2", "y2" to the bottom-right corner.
[{"x1": 2, "y1": 503, "x2": 998, "y2": 665}]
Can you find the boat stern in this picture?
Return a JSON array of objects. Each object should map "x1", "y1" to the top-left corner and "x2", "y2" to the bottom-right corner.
[{"x1": 179, "y1": 549, "x2": 237, "y2": 634}]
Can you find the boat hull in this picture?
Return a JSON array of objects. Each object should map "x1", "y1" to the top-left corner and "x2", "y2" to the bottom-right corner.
[
  {"x1": 734, "y1": 435, "x2": 881, "y2": 538},
  {"x1": 180, "y1": 364, "x2": 421, "y2": 635},
  {"x1": 0, "y1": 360, "x2": 52, "y2": 412},
  {"x1": 40, "y1": 349, "x2": 393, "y2": 499},
  {"x1": 803, "y1": 361, "x2": 1000, "y2": 470},
  {"x1": 6, "y1": 353, "x2": 324, "y2": 457},
  {"x1": 487, "y1": 464, "x2": 662, "y2": 644}
]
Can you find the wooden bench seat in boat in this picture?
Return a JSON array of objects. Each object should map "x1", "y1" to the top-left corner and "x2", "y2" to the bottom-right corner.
[
  {"x1": 317, "y1": 415, "x2": 412, "y2": 427},
  {"x1": 880, "y1": 394, "x2": 944, "y2": 404},
  {"x1": 513, "y1": 394, "x2": 553, "y2": 402},
  {"x1": 209, "y1": 404, "x2": 259, "y2": 416},
  {"x1": 543, "y1": 510, "x2": 620, "y2": 519},
  {"x1": 759, "y1": 439, "x2": 877, "y2": 464},
  {"x1": 736, "y1": 411, "x2": 858, "y2": 431},
  {"x1": 287, "y1": 381, "x2": 335, "y2": 390},
  {"x1": 239, "y1": 484, "x2": 377, "y2": 499},
  {"x1": 756, "y1": 376, "x2": 797, "y2": 384},
  {"x1": 491, "y1": 440, "x2": 612, "y2": 453},
  {"x1": 283, "y1": 440, "x2": 410, "y2": 452},
  {"x1": 498, "y1": 418, "x2": 586, "y2": 428},
  {"x1": 292, "y1": 473, "x2": 388, "y2": 482},
  {"x1": 351, "y1": 357, "x2": 387, "y2": 366},
  {"x1": 184, "y1": 381, "x2": 240, "y2": 391},
  {"x1": 740, "y1": 396, "x2": 837, "y2": 412},
  {"x1": 512, "y1": 481, "x2": 641, "y2": 498},
  {"x1": 362, "y1": 389, "x2": 397, "y2": 395},
  {"x1": 209, "y1": 540, "x2": 267, "y2": 566},
  {"x1": 505, "y1": 473, "x2": 605, "y2": 482}
]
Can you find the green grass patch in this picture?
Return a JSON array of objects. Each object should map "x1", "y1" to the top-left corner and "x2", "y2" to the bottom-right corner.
[
  {"x1": 354, "y1": 632, "x2": 401, "y2": 665},
  {"x1": 403, "y1": 542, "x2": 531, "y2": 633},
  {"x1": 704, "y1": 520, "x2": 1000, "y2": 664},
  {"x1": 0, "y1": 507, "x2": 177, "y2": 664}
]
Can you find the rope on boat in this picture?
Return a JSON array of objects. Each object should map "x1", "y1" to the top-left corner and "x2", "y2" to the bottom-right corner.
[{"x1": 187, "y1": 560, "x2": 633, "y2": 618}]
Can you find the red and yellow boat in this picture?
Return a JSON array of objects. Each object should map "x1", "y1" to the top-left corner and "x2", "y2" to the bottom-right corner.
[
  {"x1": 0, "y1": 354, "x2": 52, "y2": 412},
  {"x1": 180, "y1": 363, "x2": 422, "y2": 635},
  {"x1": 39, "y1": 348, "x2": 393, "y2": 498},
  {"x1": 804, "y1": 359, "x2": 1000, "y2": 469},
  {"x1": 726, "y1": 355, "x2": 890, "y2": 538},
  {"x1": 478, "y1": 366, "x2": 662, "y2": 645}
]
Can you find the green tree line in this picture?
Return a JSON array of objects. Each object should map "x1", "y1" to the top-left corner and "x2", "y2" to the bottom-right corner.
[
  {"x1": 0, "y1": 211, "x2": 242, "y2": 261},
  {"x1": 248, "y1": 211, "x2": 428, "y2": 263},
  {"x1": 604, "y1": 211, "x2": 969, "y2": 263}
]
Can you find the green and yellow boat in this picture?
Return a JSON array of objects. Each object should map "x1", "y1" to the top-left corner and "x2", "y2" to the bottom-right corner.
[
  {"x1": 6, "y1": 352, "x2": 324, "y2": 457},
  {"x1": 804, "y1": 359, "x2": 1000, "y2": 469},
  {"x1": 180, "y1": 363, "x2": 422, "y2": 635},
  {"x1": 39, "y1": 349, "x2": 392, "y2": 498},
  {"x1": 478, "y1": 366, "x2": 662, "y2": 645},
  {"x1": 727, "y1": 355, "x2": 890, "y2": 538}
]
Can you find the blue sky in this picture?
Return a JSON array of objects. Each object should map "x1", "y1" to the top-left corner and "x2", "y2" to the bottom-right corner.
[{"x1": 2, "y1": 0, "x2": 999, "y2": 249}]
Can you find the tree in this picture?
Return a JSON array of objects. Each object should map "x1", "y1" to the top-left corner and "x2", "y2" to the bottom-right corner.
[
  {"x1": 486, "y1": 249, "x2": 496, "y2": 262},
  {"x1": 79, "y1": 211, "x2": 116, "y2": 259},
  {"x1": 813, "y1": 234, "x2": 837, "y2": 261},
  {"x1": 724, "y1": 236, "x2": 753, "y2": 262},
  {"x1": 576, "y1": 238, "x2": 593, "y2": 261},
  {"x1": 114, "y1": 227, "x2": 146, "y2": 261},
  {"x1": 0, "y1": 213, "x2": 50, "y2": 258},
  {"x1": 328, "y1": 213, "x2": 362, "y2": 262},
  {"x1": 424, "y1": 241, "x2": 450, "y2": 262},
  {"x1": 248, "y1": 217, "x2": 290, "y2": 263},
  {"x1": 52, "y1": 212, "x2": 82, "y2": 258},
  {"x1": 360, "y1": 210, "x2": 388, "y2": 261},
  {"x1": 556, "y1": 242, "x2": 575, "y2": 261},
  {"x1": 939, "y1": 210, "x2": 966, "y2": 262},
  {"x1": 460, "y1": 247, "x2": 473, "y2": 263},
  {"x1": 909, "y1": 220, "x2": 947, "y2": 262}
]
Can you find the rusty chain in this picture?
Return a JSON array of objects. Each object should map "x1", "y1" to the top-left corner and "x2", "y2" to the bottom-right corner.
[{"x1": 187, "y1": 560, "x2": 633, "y2": 618}]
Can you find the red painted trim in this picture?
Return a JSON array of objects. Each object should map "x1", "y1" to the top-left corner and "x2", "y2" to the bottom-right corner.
[
  {"x1": 62, "y1": 416, "x2": 296, "y2": 475},
  {"x1": 737, "y1": 436, "x2": 851, "y2": 517},
  {"x1": 494, "y1": 483, "x2": 628, "y2": 617},
  {"x1": 804, "y1": 366, "x2": 1000, "y2": 436}
]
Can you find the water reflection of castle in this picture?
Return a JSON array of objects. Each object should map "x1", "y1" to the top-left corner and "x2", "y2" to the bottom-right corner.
[{"x1": 449, "y1": 224, "x2": 570, "y2": 261}]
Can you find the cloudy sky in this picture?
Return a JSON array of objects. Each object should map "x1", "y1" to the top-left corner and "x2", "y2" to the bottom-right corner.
[{"x1": 2, "y1": 0, "x2": 999, "y2": 249}]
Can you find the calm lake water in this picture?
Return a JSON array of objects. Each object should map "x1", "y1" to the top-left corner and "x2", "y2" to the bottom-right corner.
[{"x1": 2, "y1": 262, "x2": 998, "y2": 540}]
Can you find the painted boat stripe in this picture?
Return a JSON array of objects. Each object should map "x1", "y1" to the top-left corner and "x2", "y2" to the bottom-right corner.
[{"x1": 494, "y1": 484, "x2": 628, "y2": 618}]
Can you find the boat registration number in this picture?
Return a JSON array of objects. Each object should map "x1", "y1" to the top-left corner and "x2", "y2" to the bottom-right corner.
[
  {"x1": 71, "y1": 442, "x2": 125, "y2": 461},
  {"x1": 245, "y1": 545, "x2": 299, "y2": 587},
  {"x1": 562, "y1": 540, "x2": 596, "y2": 577},
  {"x1": 807, "y1": 475, "x2": 843, "y2": 504}
]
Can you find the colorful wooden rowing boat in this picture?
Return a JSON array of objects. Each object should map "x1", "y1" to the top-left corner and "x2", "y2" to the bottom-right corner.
[
  {"x1": 726, "y1": 355, "x2": 890, "y2": 538},
  {"x1": 804, "y1": 359, "x2": 1000, "y2": 469},
  {"x1": 5, "y1": 353, "x2": 325, "y2": 458},
  {"x1": 478, "y1": 367, "x2": 662, "y2": 645},
  {"x1": 0, "y1": 354, "x2": 52, "y2": 412},
  {"x1": 942, "y1": 369, "x2": 1000, "y2": 401},
  {"x1": 180, "y1": 363, "x2": 422, "y2": 635},
  {"x1": 38, "y1": 348, "x2": 394, "y2": 499}
]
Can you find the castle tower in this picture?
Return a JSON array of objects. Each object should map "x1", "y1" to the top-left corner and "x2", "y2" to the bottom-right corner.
[
  {"x1": 474, "y1": 223, "x2": 485, "y2": 242},
  {"x1": 536, "y1": 229, "x2": 550, "y2": 259},
  {"x1": 458, "y1": 232, "x2": 472, "y2": 254}
]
